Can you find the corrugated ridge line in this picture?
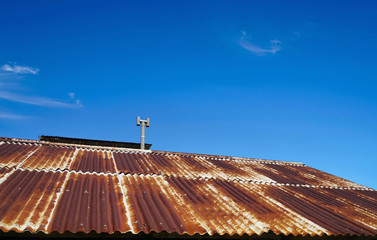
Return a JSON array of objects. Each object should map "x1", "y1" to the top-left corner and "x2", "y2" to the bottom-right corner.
[
  {"x1": 2, "y1": 138, "x2": 303, "y2": 166},
  {"x1": 6, "y1": 167, "x2": 376, "y2": 191}
]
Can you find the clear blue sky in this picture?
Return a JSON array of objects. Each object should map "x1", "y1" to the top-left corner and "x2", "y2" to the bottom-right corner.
[{"x1": 1, "y1": 1, "x2": 376, "y2": 189}]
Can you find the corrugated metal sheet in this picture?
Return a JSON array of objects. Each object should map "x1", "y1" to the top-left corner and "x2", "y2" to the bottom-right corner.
[
  {"x1": 0, "y1": 141, "x2": 367, "y2": 188},
  {"x1": 0, "y1": 168, "x2": 376, "y2": 236},
  {"x1": 0, "y1": 142, "x2": 39, "y2": 168},
  {"x1": 0, "y1": 168, "x2": 68, "y2": 233},
  {"x1": 70, "y1": 149, "x2": 116, "y2": 173},
  {"x1": 20, "y1": 145, "x2": 76, "y2": 170},
  {"x1": 0, "y1": 137, "x2": 376, "y2": 237},
  {"x1": 49, "y1": 171, "x2": 130, "y2": 233}
]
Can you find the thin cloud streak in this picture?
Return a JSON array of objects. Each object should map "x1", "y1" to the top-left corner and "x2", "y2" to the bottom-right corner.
[
  {"x1": 0, "y1": 112, "x2": 27, "y2": 120},
  {"x1": 1, "y1": 63, "x2": 39, "y2": 75},
  {"x1": 238, "y1": 32, "x2": 281, "y2": 56},
  {"x1": 239, "y1": 39, "x2": 281, "y2": 56},
  {"x1": 0, "y1": 91, "x2": 82, "y2": 108}
]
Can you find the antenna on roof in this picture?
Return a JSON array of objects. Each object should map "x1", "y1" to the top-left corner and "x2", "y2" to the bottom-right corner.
[{"x1": 136, "y1": 116, "x2": 150, "y2": 150}]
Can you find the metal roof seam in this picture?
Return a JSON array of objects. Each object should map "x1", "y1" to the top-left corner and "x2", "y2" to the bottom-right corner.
[
  {"x1": 15, "y1": 145, "x2": 42, "y2": 169},
  {"x1": 44, "y1": 171, "x2": 70, "y2": 233},
  {"x1": 0, "y1": 167, "x2": 16, "y2": 185}
]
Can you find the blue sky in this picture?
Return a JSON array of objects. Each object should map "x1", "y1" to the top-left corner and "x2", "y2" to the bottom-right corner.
[{"x1": 1, "y1": 1, "x2": 376, "y2": 189}]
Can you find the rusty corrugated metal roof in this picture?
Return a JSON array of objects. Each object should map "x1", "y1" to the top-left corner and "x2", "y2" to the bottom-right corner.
[{"x1": 0, "y1": 137, "x2": 376, "y2": 237}]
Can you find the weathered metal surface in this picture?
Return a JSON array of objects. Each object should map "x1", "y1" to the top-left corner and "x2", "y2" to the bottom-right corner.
[
  {"x1": 0, "y1": 168, "x2": 68, "y2": 233},
  {"x1": 0, "y1": 169, "x2": 375, "y2": 236},
  {"x1": 49, "y1": 171, "x2": 130, "y2": 234},
  {"x1": 118, "y1": 174, "x2": 206, "y2": 235},
  {"x1": 0, "y1": 142, "x2": 39, "y2": 168},
  {"x1": 19, "y1": 145, "x2": 76, "y2": 170},
  {"x1": 0, "y1": 137, "x2": 376, "y2": 237},
  {"x1": 0, "y1": 140, "x2": 368, "y2": 188},
  {"x1": 70, "y1": 149, "x2": 116, "y2": 173}
]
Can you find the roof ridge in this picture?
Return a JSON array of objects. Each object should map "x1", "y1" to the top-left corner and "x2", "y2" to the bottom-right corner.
[{"x1": 1, "y1": 138, "x2": 304, "y2": 167}]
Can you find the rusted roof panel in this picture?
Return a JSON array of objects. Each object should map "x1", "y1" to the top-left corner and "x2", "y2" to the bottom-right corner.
[
  {"x1": 0, "y1": 142, "x2": 39, "y2": 168},
  {"x1": 70, "y1": 149, "x2": 116, "y2": 173},
  {"x1": 19, "y1": 145, "x2": 76, "y2": 170},
  {"x1": 119, "y1": 174, "x2": 206, "y2": 235},
  {"x1": 0, "y1": 139, "x2": 368, "y2": 188},
  {"x1": 49, "y1": 171, "x2": 130, "y2": 234},
  {"x1": 0, "y1": 168, "x2": 68, "y2": 233},
  {"x1": 0, "y1": 169, "x2": 375, "y2": 236},
  {"x1": 0, "y1": 137, "x2": 376, "y2": 237}
]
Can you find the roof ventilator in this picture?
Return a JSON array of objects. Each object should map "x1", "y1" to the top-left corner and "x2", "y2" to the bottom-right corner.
[{"x1": 136, "y1": 116, "x2": 150, "y2": 150}]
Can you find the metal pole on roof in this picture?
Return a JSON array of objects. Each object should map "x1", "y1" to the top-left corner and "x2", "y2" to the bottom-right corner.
[{"x1": 136, "y1": 116, "x2": 150, "y2": 150}]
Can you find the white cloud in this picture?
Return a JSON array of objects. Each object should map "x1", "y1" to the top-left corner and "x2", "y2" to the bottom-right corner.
[
  {"x1": 240, "y1": 31, "x2": 248, "y2": 40},
  {"x1": 0, "y1": 63, "x2": 83, "y2": 117},
  {"x1": 75, "y1": 99, "x2": 82, "y2": 107},
  {"x1": 1, "y1": 63, "x2": 39, "y2": 75},
  {"x1": 238, "y1": 32, "x2": 281, "y2": 56},
  {"x1": 0, "y1": 112, "x2": 27, "y2": 120},
  {"x1": 0, "y1": 91, "x2": 83, "y2": 108}
]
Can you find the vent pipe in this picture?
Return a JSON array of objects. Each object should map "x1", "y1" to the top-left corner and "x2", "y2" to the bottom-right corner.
[{"x1": 136, "y1": 116, "x2": 150, "y2": 150}]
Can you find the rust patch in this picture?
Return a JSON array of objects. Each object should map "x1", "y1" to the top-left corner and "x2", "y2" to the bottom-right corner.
[
  {"x1": 122, "y1": 175, "x2": 188, "y2": 234},
  {"x1": 213, "y1": 180, "x2": 273, "y2": 215},
  {"x1": 49, "y1": 172, "x2": 129, "y2": 233},
  {"x1": 70, "y1": 150, "x2": 116, "y2": 173},
  {"x1": 177, "y1": 156, "x2": 209, "y2": 172},
  {"x1": 207, "y1": 159, "x2": 247, "y2": 175},
  {"x1": 267, "y1": 186, "x2": 377, "y2": 236},
  {"x1": 0, "y1": 143, "x2": 39, "y2": 168},
  {"x1": 20, "y1": 145, "x2": 75, "y2": 170},
  {"x1": 0, "y1": 169, "x2": 68, "y2": 232}
]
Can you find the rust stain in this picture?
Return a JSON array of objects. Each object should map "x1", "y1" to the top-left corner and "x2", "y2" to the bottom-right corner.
[
  {"x1": 266, "y1": 185, "x2": 377, "y2": 236},
  {"x1": 49, "y1": 171, "x2": 129, "y2": 233},
  {"x1": 0, "y1": 169, "x2": 68, "y2": 233},
  {"x1": 119, "y1": 174, "x2": 198, "y2": 235},
  {"x1": 70, "y1": 149, "x2": 116, "y2": 173},
  {"x1": 20, "y1": 145, "x2": 76, "y2": 170},
  {"x1": 0, "y1": 142, "x2": 39, "y2": 168}
]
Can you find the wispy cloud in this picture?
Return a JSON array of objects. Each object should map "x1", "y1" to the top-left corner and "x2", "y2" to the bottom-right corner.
[
  {"x1": 1, "y1": 63, "x2": 39, "y2": 75},
  {"x1": 238, "y1": 31, "x2": 281, "y2": 56},
  {"x1": 0, "y1": 91, "x2": 82, "y2": 108},
  {"x1": 0, "y1": 63, "x2": 83, "y2": 113},
  {"x1": 0, "y1": 112, "x2": 28, "y2": 120}
]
